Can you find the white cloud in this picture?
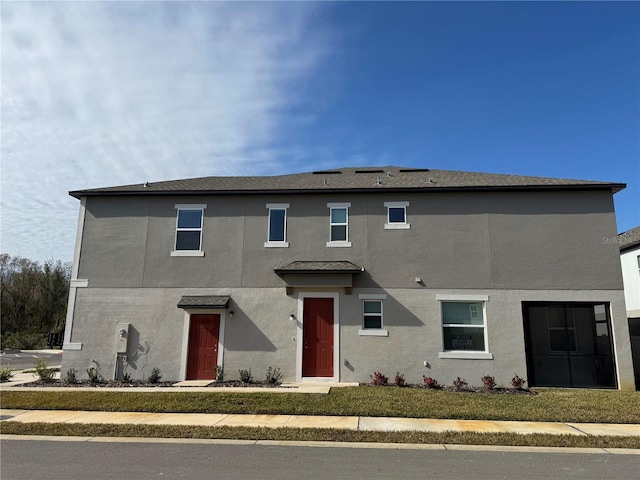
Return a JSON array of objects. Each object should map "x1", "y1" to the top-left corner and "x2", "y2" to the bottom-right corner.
[{"x1": 1, "y1": 2, "x2": 333, "y2": 262}]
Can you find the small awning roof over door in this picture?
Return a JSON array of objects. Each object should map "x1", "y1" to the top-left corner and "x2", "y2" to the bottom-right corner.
[
  {"x1": 274, "y1": 261, "x2": 362, "y2": 294},
  {"x1": 177, "y1": 295, "x2": 231, "y2": 309}
]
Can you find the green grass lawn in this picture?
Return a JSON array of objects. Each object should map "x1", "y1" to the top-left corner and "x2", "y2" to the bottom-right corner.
[{"x1": 2, "y1": 387, "x2": 639, "y2": 424}]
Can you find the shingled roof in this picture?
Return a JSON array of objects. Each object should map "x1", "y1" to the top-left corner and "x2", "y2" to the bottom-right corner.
[
  {"x1": 69, "y1": 166, "x2": 625, "y2": 198},
  {"x1": 618, "y1": 226, "x2": 640, "y2": 252}
]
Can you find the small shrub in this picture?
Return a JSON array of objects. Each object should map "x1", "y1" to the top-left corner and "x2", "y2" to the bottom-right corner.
[
  {"x1": 86, "y1": 367, "x2": 101, "y2": 384},
  {"x1": 0, "y1": 364, "x2": 14, "y2": 382},
  {"x1": 34, "y1": 359, "x2": 55, "y2": 382},
  {"x1": 511, "y1": 374, "x2": 526, "y2": 389},
  {"x1": 238, "y1": 368, "x2": 253, "y2": 383},
  {"x1": 148, "y1": 367, "x2": 162, "y2": 384},
  {"x1": 423, "y1": 376, "x2": 439, "y2": 389},
  {"x1": 482, "y1": 375, "x2": 496, "y2": 390},
  {"x1": 394, "y1": 372, "x2": 406, "y2": 387},
  {"x1": 121, "y1": 371, "x2": 132, "y2": 383},
  {"x1": 65, "y1": 368, "x2": 78, "y2": 384},
  {"x1": 370, "y1": 371, "x2": 388, "y2": 386},
  {"x1": 453, "y1": 377, "x2": 468, "y2": 391},
  {"x1": 215, "y1": 365, "x2": 224, "y2": 382},
  {"x1": 265, "y1": 366, "x2": 283, "y2": 385}
]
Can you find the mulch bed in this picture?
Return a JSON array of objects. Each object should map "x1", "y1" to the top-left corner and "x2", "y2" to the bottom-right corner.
[
  {"x1": 16, "y1": 379, "x2": 282, "y2": 388},
  {"x1": 360, "y1": 383, "x2": 538, "y2": 395}
]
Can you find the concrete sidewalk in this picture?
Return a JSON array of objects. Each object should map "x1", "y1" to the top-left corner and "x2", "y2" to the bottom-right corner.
[{"x1": 2, "y1": 409, "x2": 639, "y2": 437}]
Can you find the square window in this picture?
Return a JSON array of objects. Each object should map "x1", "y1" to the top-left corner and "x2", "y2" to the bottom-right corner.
[
  {"x1": 388, "y1": 207, "x2": 405, "y2": 223},
  {"x1": 384, "y1": 202, "x2": 410, "y2": 229}
]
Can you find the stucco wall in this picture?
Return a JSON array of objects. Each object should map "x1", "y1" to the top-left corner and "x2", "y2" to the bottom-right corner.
[
  {"x1": 61, "y1": 286, "x2": 634, "y2": 390},
  {"x1": 76, "y1": 189, "x2": 624, "y2": 291}
]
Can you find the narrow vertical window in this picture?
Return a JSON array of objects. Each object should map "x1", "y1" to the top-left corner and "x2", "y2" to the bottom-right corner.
[
  {"x1": 384, "y1": 202, "x2": 410, "y2": 229},
  {"x1": 172, "y1": 204, "x2": 206, "y2": 256},
  {"x1": 327, "y1": 202, "x2": 351, "y2": 247},
  {"x1": 264, "y1": 203, "x2": 289, "y2": 247}
]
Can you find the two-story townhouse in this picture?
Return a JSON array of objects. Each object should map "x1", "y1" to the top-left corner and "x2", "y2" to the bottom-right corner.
[
  {"x1": 618, "y1": 226, "x2": 640, "y2": 389},
  {"x1": 61, "y1": 167, "x2": 636, "y2": 390}
]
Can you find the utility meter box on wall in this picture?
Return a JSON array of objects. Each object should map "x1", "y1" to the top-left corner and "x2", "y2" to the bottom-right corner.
[{"x1": 115, "y1": 323, "x2": 130, "y2": 354}]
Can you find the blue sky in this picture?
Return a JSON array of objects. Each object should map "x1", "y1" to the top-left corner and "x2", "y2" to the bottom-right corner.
[{"x1": 2, "y1": 1, "x2": 638, "y2": 263}]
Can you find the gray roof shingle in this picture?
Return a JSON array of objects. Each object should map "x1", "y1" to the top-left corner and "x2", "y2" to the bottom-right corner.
[
  {"x1": 70, "y1": 166, "x2": 625, "y2": 198},
  {"x1": 177, "y1": 295, "x2": 230, "y2": 309},
  {"x1": 618, "y1": 226, "x2": 640, "y2": 252},
  {"x1": 274, "y1": 261, "x2": 363, "y2": 274}
]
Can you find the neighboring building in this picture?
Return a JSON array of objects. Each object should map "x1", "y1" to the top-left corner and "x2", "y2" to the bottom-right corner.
[
  {"x1": 618, "y1": 226, "x2": 640, "y2": 389},
  {"x1": 61, "y1": 167, "x2": 636, "y2": 390}
]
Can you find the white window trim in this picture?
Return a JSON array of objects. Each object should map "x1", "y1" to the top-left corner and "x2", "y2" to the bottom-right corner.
[
  {"x1": 327, "y1": 202, "x2": 351, "y2": 247},
  {"x1": 436, "y1": 294, "x2": 492, "y2": 359},
  {"x1": 172, "y1": 204, "x2": 207, "y2": 255},
  {"x1": 358, "y1": 293, "x2": 388, "y2": 336},
  {"x1": 384, "y1": 201, "x2": 410, "y2": 230},
  {"x1": 264, "y1": 203, "x2": 290, "y2": 247}
]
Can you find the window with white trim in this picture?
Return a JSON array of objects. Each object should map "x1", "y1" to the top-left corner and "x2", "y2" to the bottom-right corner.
[
  {"x1": 441, "y1": 302, "x2": 486, "y2": 352},
  {"x1": 384, "y1": 201, "x2": 410, "y2": 229},
  {"x1": 172, "y1": 205, "x2": 206, "y2": 256},
  {"x1": 358, "y1": 293, "x2": 388, "y2": 336},
  {"x1": 264, "y1": 203, "x2": 289, "y2": 247},
  {"x1": 327, "y1": 202, "x2": 351, "y2": 247}
]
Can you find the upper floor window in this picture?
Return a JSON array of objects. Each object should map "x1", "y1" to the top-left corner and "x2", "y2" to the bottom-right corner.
[
  {"x1": 327, "y1": 202, "x2": 351, "y2": 247},
  {"x1": 264, "y1": 203, "x2": 289, "y2": 247},
  {"x1": 171, "y1": 204, "x2": 206, "y2": 257},
  {"x1": 437, "y1": 294, "x2": 492, "y2": 360},
  {"x1": 384, "y1": 201, "x2": 410, "y2": 229}
]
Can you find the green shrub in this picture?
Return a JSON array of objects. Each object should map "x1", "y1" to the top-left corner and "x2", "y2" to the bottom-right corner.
[
  {"x1": 0, "y1": 364, "x2": 14, "y2": 382},
  {"x1": 86, "y1": 367, "x2": 101, "y2": 384},
  {"x1": 265, "y1": 366, "x2": 282, "y2": 385},
  {"x1": 238, "y1": 369, "x2": 252, "y2": 383},
  {"x1": 148, "y1": 368, "x2": 162, "y2": 384},
  {"x1": 215, "y1": 365, "x2": 224, "y2": 382},
  {"x1": 34, "y1": 359, "x2": 55, "y2": 382},
  {"x1": 65, "y1": 368, "x2": 78, "y2": 384},
  {"x1": 121, "y1": 371, "x2": 132, "y2": 383},
  {"x1": 1, "y1": 332, "x2": 47, "y2": 350}
]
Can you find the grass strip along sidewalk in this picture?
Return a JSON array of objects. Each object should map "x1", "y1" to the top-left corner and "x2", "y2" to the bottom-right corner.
[
  {"x1": 2, "y1": 422, "x2": 640, "y2": 449},
  {"x1": 2, "y1": 388, "x2": 639, "y2": 423}
]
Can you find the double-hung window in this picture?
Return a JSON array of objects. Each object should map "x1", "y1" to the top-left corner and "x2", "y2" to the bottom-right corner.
[
  {"x1": 264, "y1": 203, "x2": 289, "y2": 247},
  {"x1": 172, "y1": 204, "x2": 206, "y2": 256},
  {"x1": 358, "y1": 294, "x2": 388, "y2": 336},
  {"x1": 384, "y1": 201, "x2": 410, "y2": 229},
  {"x1": 327, "y1": 202, "x2": 351, "y2": 247},
  {"x1": 437, "y1": 294, "x2": 492, "y2": 359}
]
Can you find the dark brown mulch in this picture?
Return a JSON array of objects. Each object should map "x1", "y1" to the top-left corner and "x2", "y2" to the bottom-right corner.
[
  {"x1": 360, "y1": 383, "x2": 538, "y2": 395},
  {"x1": 17, "y1": 379, "x2": 283, "y2": 388}
]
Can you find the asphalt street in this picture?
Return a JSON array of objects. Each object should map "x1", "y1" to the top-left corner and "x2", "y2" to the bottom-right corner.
[
  {"x1": 1, "y1": 438, "x2": 638, "y2": 480},
  {"x1": 0, "y1": 351, "x2": 62, "y2": 370}
]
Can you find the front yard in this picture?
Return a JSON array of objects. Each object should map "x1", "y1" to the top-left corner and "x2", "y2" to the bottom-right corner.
[{"x1": 2, "y1": 387, "x2": 639, "y2": 424}]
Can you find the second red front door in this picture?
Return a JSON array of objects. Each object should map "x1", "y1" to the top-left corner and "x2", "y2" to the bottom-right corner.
[
  {"x1": 186, "y1": 314, "x2": 220, "y2": 380},
  {"x1": 302, "y1": 298, "x2": 334, "y2": 377}
]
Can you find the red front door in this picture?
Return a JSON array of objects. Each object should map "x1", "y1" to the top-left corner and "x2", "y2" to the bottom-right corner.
[
  {"x1": 302, "y1": 298, "x2": 334, "y2": 377},
  {"x1": 186, "y1": 314, "x2": 220, "y2": 380}
]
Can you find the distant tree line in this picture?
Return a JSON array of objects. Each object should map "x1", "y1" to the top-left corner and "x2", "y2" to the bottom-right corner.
[{"x1": 1, "y1": 254, "x2": 71, "y2": 350}]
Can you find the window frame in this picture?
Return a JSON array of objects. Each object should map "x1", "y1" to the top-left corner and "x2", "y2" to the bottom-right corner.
[
  {"x1": 436, "y1": 294, "x2": 492, "y2": 359},
  {"x1": 171, "y1": 204, "x2": 206, "y2": 257},
  {"x1": 384, "y1": 201, "x2": 410, "y2": 230},
  {"x1": 264, "y1": 203, "x2": 290, "y2": 248},
  {"x1": 358, "y1": 293, "x2": 388, "y2": 336},
  {"x1": 326, "y1": 202, "x2": 352, "y2": 247}
]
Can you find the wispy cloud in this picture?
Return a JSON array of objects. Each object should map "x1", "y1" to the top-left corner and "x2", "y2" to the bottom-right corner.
[{"x1": 1, "y1": 2, "x2": 334, "y2": 262}]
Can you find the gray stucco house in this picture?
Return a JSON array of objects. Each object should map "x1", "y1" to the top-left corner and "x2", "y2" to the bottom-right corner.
[{"x1": 61, "y1": 166, "x2": 636, "y2": 390}]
